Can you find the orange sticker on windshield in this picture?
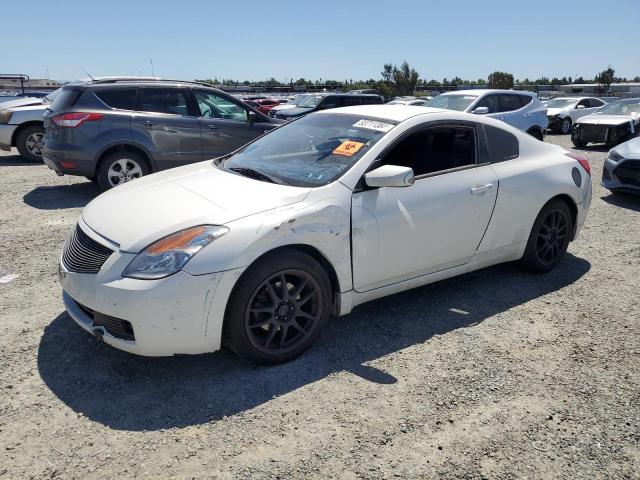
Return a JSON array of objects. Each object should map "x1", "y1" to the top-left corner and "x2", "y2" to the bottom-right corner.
[{"x1": 333, "y1": 140, "x2": 365, "y2": 157}]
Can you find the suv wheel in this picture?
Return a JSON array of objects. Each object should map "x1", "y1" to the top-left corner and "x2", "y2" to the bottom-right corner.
[
  {"x1": 97, "y1": 151, "x2": 149, "y2": 190},
  {"x1": 16, "y1": 125, "x2": 45, "y2": 161},
  {"x1": 528, "y1": 128, "x2": 544, "y2": 141}
]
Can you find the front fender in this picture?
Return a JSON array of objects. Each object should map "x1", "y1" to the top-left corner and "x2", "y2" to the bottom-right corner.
[{"x1": 183, "y1": 184, "x2": 354, "y2": 293}]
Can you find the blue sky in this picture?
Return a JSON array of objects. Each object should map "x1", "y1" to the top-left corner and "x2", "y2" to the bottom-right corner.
[{"x1": 2, "y1": 0, "x2": 639, "y2": 83}]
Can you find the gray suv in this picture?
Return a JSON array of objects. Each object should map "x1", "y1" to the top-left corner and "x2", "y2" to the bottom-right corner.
[{"x1": 42, "y1": 79, "x2": 282, "y2": 190}]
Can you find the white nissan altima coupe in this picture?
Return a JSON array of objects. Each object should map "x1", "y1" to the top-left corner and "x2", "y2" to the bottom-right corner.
[{"x1": 59, "y1": 105, "x2": 592, "y2": 365}]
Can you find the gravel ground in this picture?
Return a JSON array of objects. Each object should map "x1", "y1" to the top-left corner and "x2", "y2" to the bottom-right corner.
[{"x1": 0, "y1": 134, "x2": 638, "y2": 479}]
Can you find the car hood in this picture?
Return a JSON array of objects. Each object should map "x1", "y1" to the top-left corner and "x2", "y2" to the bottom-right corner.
[
  {"x1": 0, "y1": 97, "x2": 45, "y2": 110},
  {"x1": 81, "y1": 162, "x2": 310, "y2": 252},
  {"x1": 277, "y1": 107, "x2": 313, "y2": 117},
  {"x1": 576, "y1": 114, "x2": 639, "y2": 126},
  {"x1": 613, "y1": 136, "x2": 640, "y2": 156},
  {"x1": 546, "y1": 108, "x2": 567, "y2": 116}
]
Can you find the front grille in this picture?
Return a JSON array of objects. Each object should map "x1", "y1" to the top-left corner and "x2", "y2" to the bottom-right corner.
[
  {"x1": 62, "y1": 225, "x2": 113, "y2": 273},
  {"x1": 578, "y1": 124, "x2": 608, "y2": 142},
  {"x1": 614, "y1": 160, "x2": 640, "y2": 187},
  {"x1": 75, "y1": 300, "x2": 136, "y2": 341}
]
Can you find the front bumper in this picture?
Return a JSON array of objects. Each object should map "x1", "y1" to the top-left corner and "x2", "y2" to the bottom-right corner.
[
  {"x1": 0, "y1": 123, "x2": 17, "y2": 150},
  {"x1": 547, "y1": 116, "x2": 564, "y2": 131},
  {"x1": 59, "y1": 253, "x2": 246, "y2": 357},
  {"x1": 602, "y1": 157, "x2": 640, "y2": 193},
  {"x1": 573, "y1": 123, "x2": 632, "y2": 145}
]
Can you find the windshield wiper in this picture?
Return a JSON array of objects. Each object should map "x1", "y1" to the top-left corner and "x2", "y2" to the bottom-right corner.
[
  {"x1": 229, "y1": 167, "x2": 283, "y2": 184},
  {"x1": 213, "y1": 153, "x2": 232, "y2": 167}
]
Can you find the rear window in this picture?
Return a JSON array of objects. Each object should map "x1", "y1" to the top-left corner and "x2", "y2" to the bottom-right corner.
[
  {"x1": 49, "y1": 88, "x2": 82, "y2": 112},
  {"x1": 484, "y1": 124, "x2": 519, "y2": 162},
  {"x1": 95, "y1": 88, "x2": 136, "y2": 110}
]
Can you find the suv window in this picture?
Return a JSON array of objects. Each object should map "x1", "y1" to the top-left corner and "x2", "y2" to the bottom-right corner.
[
  {"x1": 195, "y1": 90, "x2": 248, "y2": 122},
  {"x1": 50, "y1": 88, "x2": 82, "y2": 112},
  {"x1": 484, "y1": 124, "x2": 519, "y2": 162},
  {"x1": 383, "y1": 125, "x2": 476, "y2": 177},
  {"x1": 340, "y1": 96, "x2": 361, "y2": 107},
  {"x1": 138, "y1": 88, "x2": 189, "y2": 116},
  {"x1": 499, "y1": 94, "x2": 523, "y2": 112},
  {"x1": 320, "y1": 96, "x2": 340, "y2": 109},
  {"x1": 474, "y1": 94, "x2": 499, "y2": 113},
  {"x1": 361, "y1": 95, "x2": 383, "y2": 105},
  {"x1": 95, "y1": 88, "x2": 136, "y2": 110}
]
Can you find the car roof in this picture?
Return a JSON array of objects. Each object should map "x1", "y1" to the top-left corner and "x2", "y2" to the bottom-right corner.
[
  {"x1": 319, "y1": 104, "x2": 442, "y2": 122},
  {"x1": 441, "y1": 89, "x2": 535, "y2": 97}
]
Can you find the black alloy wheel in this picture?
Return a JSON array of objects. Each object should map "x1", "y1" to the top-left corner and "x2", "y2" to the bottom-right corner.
[{"x1": 244, "y1": 269, "x2": 322, "y2": 355}]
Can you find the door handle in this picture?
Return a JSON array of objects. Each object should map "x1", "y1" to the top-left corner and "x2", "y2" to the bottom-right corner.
[
  {"x1": 207, "y1": 125, "x2": 220, "y2": 131},
  {"x1": 140, "y1": 120, "x2": 155, "y2": 127},
  {"x1": 471, "y1": 184, "x2": 493, "y2": 195}
]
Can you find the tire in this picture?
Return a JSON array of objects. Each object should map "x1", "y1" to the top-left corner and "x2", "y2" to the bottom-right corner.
[
  {"x1": 15, "y1": 124, "x2": 45, "y2": 161},
  {"x1": 96, "y1": 151, "x2": 149, "y2": 191},
  {"x1": 520, "y1": 199, "x2": 573, "y2": 273},
  {"x1": 528, "y1": 128, "x2": 543, "y2": 141},
  {"x1": 224, "y1": 250, "x2": 332, "y2": 365},
  {"x1": 572, "y1": 137, "x2": 587, "y2": 148},
  {"x1": 560, "y1": 117, "x2": 572, "y2": 134}
]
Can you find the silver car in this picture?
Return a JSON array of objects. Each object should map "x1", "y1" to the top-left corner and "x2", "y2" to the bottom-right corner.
[
  {"x1": 0, "y1": 90, "x2": 59, "y2": 160},
  {"x1": 602, "y1": 136, "x2": 640, "y2": 195}
]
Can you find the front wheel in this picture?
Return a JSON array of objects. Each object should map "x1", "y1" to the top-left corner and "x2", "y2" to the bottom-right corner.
[
  {"x1": 520, "y1": 199, "x2": 573, "y2": 273},
  {"x1": 572, "y1": 137, "x2": 587, "y2": 148},
  {"x1": 528, "y1": 128, "x2": 544, "y2": 141},
  {"x1": 560, "y1": 117, "x2": 572, "y2": 134},
  {"x1": 16, "y1": 124, "x2": 45, "y2": 161},
  {"x1": 224, "y1": 250, "x2": 332, "y2": 365},
  {"x1": 97, "y1": 151, "x2": 149, "y2": 191}
]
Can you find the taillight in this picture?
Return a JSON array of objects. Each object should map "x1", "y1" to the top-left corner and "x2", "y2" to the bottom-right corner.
[
  {"x1": 52, "y1": 112, "x2": 103, "y2": 128},
  {"x1": 565, "y1": 152, "x2": 591, "y2": 176}
]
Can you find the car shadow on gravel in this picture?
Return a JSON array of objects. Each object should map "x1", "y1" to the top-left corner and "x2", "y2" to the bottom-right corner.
[
  {"x1": 600, "y1": 193, "x2": 640, "y2": 211},
  {"x1": 23, "y1": 182, "x2": 100, "y2": 210},
  {"x1": 37, "y1": 254, "x2": 590, "y2": 431}
]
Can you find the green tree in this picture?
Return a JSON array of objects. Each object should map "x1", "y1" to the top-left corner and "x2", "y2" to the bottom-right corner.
[
  {"x1": 487, "y1": 71, "x2": 514, "y2": 89},
  {"x1": 595, "y1": 66, "x2": 615, "y2": 93}
]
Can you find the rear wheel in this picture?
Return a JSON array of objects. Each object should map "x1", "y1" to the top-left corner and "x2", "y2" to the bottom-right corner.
[
  {"x1": 97, "y1": 151, "x2": 148, "y2": 191},
  {"x1": 224, "y1": 250, "x2": 332, "y2": 365},
  {"x1": 16, "y1": 124, "x2": 45, "y2": 161},
  {"x1": 520, "y1": 199, "x2": 573, "y2": 273},
  {"x1": 528, "y1": 128, "x2": 544, "y2": 141}
]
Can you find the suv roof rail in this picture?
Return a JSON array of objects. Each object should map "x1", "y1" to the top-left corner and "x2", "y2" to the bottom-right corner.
[{"x1": 84, "y1": 77, "x2": 214, "y2": 88}]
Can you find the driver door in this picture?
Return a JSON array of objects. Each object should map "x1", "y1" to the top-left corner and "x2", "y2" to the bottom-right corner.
[
  {"x1": 351, "y1": 123, "x2": 498, "y2": 292},
  {"x1": 193, "y1": 89, "x2": 272, "y2": 159}
]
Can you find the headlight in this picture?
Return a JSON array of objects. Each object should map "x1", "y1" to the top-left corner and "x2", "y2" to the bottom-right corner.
[
  {"x1": 122, "y1": 225, "x2": 229, "y2": 279},
  {"x1": 0, "y1": 110, "x2": 13, "y2": 124},
  {"x1": 608, "y1": 150, "x2": 624, "y2": 162}
]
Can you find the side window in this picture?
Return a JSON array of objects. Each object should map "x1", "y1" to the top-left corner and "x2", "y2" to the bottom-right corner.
[
  {"x1": 499, "y1": 94, "x2": 523, "y2": 112},
  {"x1": 340, "y1": 96, "x2": 361, "y2": 107},
  {"x1": 361, "y1": 96, "x2": 382, "y2": 105},
  {"x1": 138, "y1": 88, "x2": 189, "y2": 116},
  {"x1": 321, "y1": 96, "x2": 340, "y2": 109},
  {"x1": 520, "y1": 95, "x2": 532, "y2": 106},
  {"x1": 194, "y1": 90, "x2": 248, "y2": 122},
  {"x1": 474, "y1": 95, "x2": 499, "y2": 113},
  {"x1": 484, "y1": 124, "x2": 519, "y2": 162},
  {"x1": 382, "y1": 125, "x2": 476, "y2": 177},
  {"x1": 577, "y1": 99, "x2": 590, "y2": 108},
  {"x1": 95, "y1": 88, "x2": 136, "y2": 110},
  {"x1": 589, "y1": 99, "x2": 605, "y2": 108}
]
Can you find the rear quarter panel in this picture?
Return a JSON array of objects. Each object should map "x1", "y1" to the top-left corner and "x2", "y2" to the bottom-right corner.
[{"x1": 479, "y1": 140, "x2": 591, "y2": 254}]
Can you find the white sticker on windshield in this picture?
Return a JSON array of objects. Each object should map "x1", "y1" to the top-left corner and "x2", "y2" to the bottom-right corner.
[{"x1": 353, "y1": 119, "x2": 394, "y2": 133}]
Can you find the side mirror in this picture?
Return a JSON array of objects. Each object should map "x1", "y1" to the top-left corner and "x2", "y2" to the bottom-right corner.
[
  {"x1": 248, "y1": 111, "x2": 258, "y2": 124},
  {"x1": 364, "y1": 165, "x2": 415, "y2": 188},
  {"x1": 576, "y1": 105, "x2": 585, "y2": 110},
  {"x1": 472, "y1": 106, "x2": 489, "y2": 115}
]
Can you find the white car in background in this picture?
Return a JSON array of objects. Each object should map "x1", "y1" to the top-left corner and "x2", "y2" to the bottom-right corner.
[
  {"x1": 59, "y1": 105, "x2": 592, "y2": 365},
  {"x1": 426, "y1": 89, "x2": 548, "y2": 140},
  {"x1": 268, "y1": 94, "x2": 311, "y2": 117},
  {"x1": 387, "y1": 97, "x2": 431, "y2": 106},
  {"x1": 546, "y1": 97, "x2": 607, "y2": 134}
]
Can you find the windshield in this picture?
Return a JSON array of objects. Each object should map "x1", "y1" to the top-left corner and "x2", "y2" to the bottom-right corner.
[
  {"x1": 297, "y1": 95, "x2": 324, "y2": 108},
  {"x1": 426, "y1": 94, "x2": 478, "y2": 112},
  {"x1": 222, "y1": 113, "x2": 395, "y2": 187},
  {"x1": 596, "y1": 99, "x2": 640, "y2": 115},
  {"x1": 546, "y1": 98, "x2": 577, "y2": 108}
]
